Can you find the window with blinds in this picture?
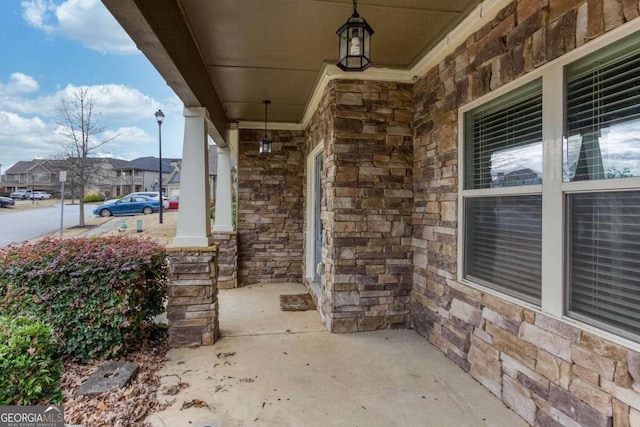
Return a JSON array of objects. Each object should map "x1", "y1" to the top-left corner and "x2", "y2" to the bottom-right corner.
[
  {"x1": 460, "y1": 30, "x2": 640, "y2": 343},
  {"x1": 567, "y1": 191, "x2": 640, "y2": 338},
  {"x1": 565, "y1": 43, "x2": 640, "y2": 182},
  {"x1": 462, "y1": 79, "x2": 543, "y2": 303},
  {"x1": 465, "y1": 80, "x2": 543, "y2": 190},
  {"x1": 465, "y1": 196, "x2": 542, "y2": 303},
  {"x1": 564, "y1": 35, "x2": 640, "y2": 338}
]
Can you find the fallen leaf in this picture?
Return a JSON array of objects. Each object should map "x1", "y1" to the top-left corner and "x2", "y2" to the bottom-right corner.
[
  {"x1": 181, "y1": 399, "x2": 210, "y2": 410},
  {"x1": 216, "y1": 352, "x2": 236, "y2": 359}
]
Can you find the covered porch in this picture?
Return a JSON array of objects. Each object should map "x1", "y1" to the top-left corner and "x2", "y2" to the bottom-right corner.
[
  {"x1": 102, "y1": 0, "x2": 640, "y2": 426},
  {"x1": 148, "y1": 282, "x2": 527, "y2": 426}
]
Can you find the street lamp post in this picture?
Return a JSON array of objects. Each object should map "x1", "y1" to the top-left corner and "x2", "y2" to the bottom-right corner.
[{"x1": 155, "y1": 109, "x2": 165, "y2": 224}]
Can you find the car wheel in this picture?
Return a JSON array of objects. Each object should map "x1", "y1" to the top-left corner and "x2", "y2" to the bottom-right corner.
[
  {"x1": 143, "y1": 206, "x2": 153, "y2": 215},
  {"x1": 100, "y1": 209, "x2": 112, "y2": 217}
]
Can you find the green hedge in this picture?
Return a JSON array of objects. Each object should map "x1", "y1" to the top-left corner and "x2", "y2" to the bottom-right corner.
[
  {"x1": 0, "y1": 316, "x2": 63, "y2": 405},
  {"x1": 0, "y1": 236, "x2": 167, "y2": 362},
  {"x1": 82, "y1": 193, "x2": 105, "y2": 203}
]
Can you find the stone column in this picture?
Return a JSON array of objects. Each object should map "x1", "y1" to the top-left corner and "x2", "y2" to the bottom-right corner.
[
  {"x1": 174, "y1": 107, "x2": 213, "y2": 247},
  {"x1": 212, "y1": 232, "x2": 238, "y2": 288},
  {"x1": 213, "y1": 146, "x2": 234, "y2": 232},
  {"x1": 167, "y1": 246, "x2": 219, "y2": 347}
]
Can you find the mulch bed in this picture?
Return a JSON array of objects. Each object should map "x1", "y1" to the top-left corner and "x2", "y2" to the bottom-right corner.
[{"x1": 61, "y1": 326, "x2": 170, "y2": 427}]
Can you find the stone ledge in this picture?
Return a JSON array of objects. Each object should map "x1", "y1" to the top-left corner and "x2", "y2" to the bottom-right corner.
[{"x1": 167, "y1": 244, "x2": 219, "y2": 253}]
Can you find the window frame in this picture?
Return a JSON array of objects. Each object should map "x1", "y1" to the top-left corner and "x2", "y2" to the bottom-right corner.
[
  {"x1": 461, "y1": 77, "x2": 544, "y2": 304},
  {"x1": 457, "y1": 19, "x2": 640, "y2": 347}
]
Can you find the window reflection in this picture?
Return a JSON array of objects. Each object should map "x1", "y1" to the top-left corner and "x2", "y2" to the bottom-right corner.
[
  {"x1": 490, "y1": 143, "x2": 542, "y2": 187},
  {"x1": 564, "y1": 120, "x2": 640, "y2": 181}
]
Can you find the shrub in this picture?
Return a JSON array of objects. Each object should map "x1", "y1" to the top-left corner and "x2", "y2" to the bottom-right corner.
[
  {"x1": 0, "y1": 236, "x2": 167, "y2": 362},
  {"x1": 82, "y1": 193, "x2": 105, "y2": 203},
  {"x1": 0, "y1": 316, "x2": 63, "y2": 405}
]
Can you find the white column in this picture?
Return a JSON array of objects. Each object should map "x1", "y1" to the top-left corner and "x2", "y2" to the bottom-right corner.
[
  {"x1": 213, "y1": 146, "x2": 234, "y2": 232},
  {"x1": 173, "y1": 107, "x2": 214, "y2": 247}
]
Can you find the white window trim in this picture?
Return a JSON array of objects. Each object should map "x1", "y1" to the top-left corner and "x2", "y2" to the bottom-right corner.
[{"x1": 457, "y1": 18, "x2": 640, "y2": 348}]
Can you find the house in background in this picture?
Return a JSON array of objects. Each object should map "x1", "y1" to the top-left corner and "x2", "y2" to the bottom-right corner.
[
  {"x1": 103, "y1": 1, "x2": 640, "y2": 426},
  {"x1": 1, "y1": 160, "x2": 61, "y2": 194},
  {"x1": 115, "y1": 156, "x2": 179, "y2": 196},
  {"x1": 2, "y1": 158, "x2": 122, "y2": 198},
  {"x1": 1, "y1": 156, "x2": 182, "y2": 199},
  {"x1": 165, "y1": 145, "x2": 235, "y2": 201}
]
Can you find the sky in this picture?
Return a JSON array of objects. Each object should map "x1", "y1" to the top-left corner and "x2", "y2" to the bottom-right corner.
[{"x1": 0, "y1": 0, "x2": 186, "y2": 173}]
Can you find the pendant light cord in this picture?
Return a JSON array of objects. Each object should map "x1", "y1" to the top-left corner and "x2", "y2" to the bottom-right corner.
[{"x1": 264, "y1": 102, "x2": 268, "y2": 138}]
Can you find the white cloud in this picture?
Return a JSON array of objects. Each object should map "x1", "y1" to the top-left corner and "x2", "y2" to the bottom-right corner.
[
  {"x1": 0, "y1": 75, "x2": 182, "y2": 170},
  {"x1": 52, "y1": 84, "x2": 161, "y2": 121},
  {"x1": 104, "y1": 126, "x2": 154, "y2": 146},
  {"x1": 21, "y1": 0, "x2": 53, "y2": 30},
  {"x1": 0, "y1": 73, "x2": 40, "y2": 95},
  {"x1": 0, "y1": 111, "x2": 47, "y2": 137},
  {"x1": 0, "y1": 111, "x2": 64, "y2": 164},
  {"x1": 0, "y1": 81, "x2": 164, "y2": 120},
  {"x1": 21, "y1": 0, "x2": 137, "y2": 55},
  {"x1": 101, "y1": 126, "x2": 156, "y2": 159}
]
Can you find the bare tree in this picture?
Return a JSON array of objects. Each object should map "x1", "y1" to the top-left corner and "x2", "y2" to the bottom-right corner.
[{"x1": 56, "y1": 88, "x2": 117, "y2": 226}]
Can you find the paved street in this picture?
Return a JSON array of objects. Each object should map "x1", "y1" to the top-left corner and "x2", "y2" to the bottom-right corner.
[{"x1": 0, "y1": 202, "x2": 95, "y2": 248}]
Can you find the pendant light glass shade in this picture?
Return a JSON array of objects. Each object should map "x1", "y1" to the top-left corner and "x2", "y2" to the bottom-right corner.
[{"x1": 337, "y1": 0, "x2": 374, "y2": 72}]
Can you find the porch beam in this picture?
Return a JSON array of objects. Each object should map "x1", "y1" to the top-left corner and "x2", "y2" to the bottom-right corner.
[{"x1": 101, "y1": 0, "x2": 229, "y2": 146}]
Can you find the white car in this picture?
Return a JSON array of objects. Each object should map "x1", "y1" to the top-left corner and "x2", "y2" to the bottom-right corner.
[
  {"x1": 30, "y1": 191, "x2": 52, "y2": 200},
  {"x1": 10, "y1": 189, "x2": 32, "y2": 199},
  {"x1": 118, "y1": 191, "x2": 169, "y2": 209}
]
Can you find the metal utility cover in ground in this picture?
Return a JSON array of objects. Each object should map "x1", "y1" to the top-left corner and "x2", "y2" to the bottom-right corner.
[{"x1": 78, "y1": 361, "x2": 139, "y2": 396}]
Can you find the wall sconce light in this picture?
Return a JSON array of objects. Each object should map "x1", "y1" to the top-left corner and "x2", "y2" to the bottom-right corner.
[
  {"x1": 336, "y1": 0, "x2": 374, "y2": 72},
  {"x1": 259, "y1": 100, "x2": 272, "y2": 155}
]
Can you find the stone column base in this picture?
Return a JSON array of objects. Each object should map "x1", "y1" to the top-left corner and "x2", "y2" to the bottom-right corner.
[
  {"x1": 167, "y1": 245, "x2": 220, "y2": 347},
  {"x1": 212, "y1": 231, "x2": 238, "y2": 289}
]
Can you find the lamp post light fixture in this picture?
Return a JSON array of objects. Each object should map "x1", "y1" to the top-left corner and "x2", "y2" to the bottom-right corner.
[
  {"x1": 259, "y1": 100, "x2": 272, "y2": 155},
  {"x1": 155, "y1": 109, "x2": 165, "y2": 224},
  {"x1": 336, "y1": 0, "x2": 374, "y2": 72}
]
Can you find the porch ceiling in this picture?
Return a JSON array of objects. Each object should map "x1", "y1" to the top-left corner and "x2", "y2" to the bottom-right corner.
[{"x1": 102, "y1": 0, "x2": 481, "y2": 140}]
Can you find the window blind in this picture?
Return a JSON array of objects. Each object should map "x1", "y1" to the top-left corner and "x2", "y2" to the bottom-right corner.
[
  {"x1": 465, "y1": 196, "x2": 542, "y2": 304},
  {"x1": 465, "y1": 81, "x2": 543, "y2": 189},
  {"x1": 568, "y1": 191, "x2": 640, "y2": 337},
  {"x1": 565, "y1": 46, "x2": 640, "y2": 181}
]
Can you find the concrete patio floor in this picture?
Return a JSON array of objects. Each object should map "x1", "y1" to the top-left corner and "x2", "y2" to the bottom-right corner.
[{"x1": 147, "y1": 283, "x2": 528, "y2": 427}]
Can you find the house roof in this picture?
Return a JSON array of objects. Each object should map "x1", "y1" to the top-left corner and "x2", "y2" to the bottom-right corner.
[
  {"x1": 5, "y1": 157, "x2": 181, "y2": 175},
  {"x1": 102, "y1": 158, "x2": 132, "y2": 169},
  {"x1": 129, "y1": 156, "x2": 178, "y2": 173},
  {"x1": 5, "y1": 161, "x2": 36, "y2": 174},
  {"x1": 168, "y1": 170, "x2": 181, "y2": 184}
]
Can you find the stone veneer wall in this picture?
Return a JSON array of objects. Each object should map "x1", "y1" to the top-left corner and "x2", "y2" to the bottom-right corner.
[
  {"x1": 411, "y1": 0, "x2": 640, "y2": 425},
  {"x1": 212, "y1": 231, "x2": 237, "y2": 289},
  {"x1": 166, "y1": 246, "x2": 219, "y2": 347},
  {"x1": 306, "y1": 80, "x2": 414, "y2": 333},
  {"x1": 237, "y1": 129, "x2": 305, "y2": 285}
]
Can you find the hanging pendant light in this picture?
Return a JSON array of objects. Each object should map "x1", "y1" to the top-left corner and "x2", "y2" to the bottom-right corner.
[
  {"x1": 336, "y1": 0, "x2": 374, "y2": 72},
  {"x1": 259, "y1": 100, "x2": 272, "y2": 155}
]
